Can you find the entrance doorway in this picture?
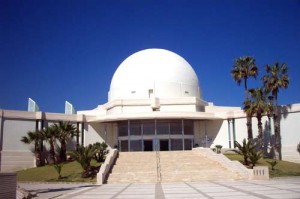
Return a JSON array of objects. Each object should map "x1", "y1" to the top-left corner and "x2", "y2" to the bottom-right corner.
[
  {"x1": 144, "y1": 140, "x2": 153, "y2": 151},
  {"x1": 160, "y1": 140, "x2": 169, "y2": 151}
]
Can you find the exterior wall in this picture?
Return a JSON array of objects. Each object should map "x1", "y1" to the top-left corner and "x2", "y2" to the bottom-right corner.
[
  {"x1": 1, "y1": 118, "x2": 36, "y2": 171},
  {"x1": 84, "y1": 122, "x2": 118, "y2": 149},
  {"x1": 1, "y1": 103, "x2": 300, "y2": 171},
  {"x1": 0, "y1": 109, "x2": 82, "y2": 172},
  {"x1": 234, "y1": 117, "x2": 250, "y2": 143},
  {"x1": 206, "y1": 120, "x2": 229, "y2": 148},
  {"x1": 280, "y1": 110, "x2": 300, "y2": 163},
  {"x1": 3, "y1": 119, "x2": 36, "y2": 150},
  {"x1": 194, "y1": 120, "x2": 229, "y2": 148},
  {"x1": 160, "y1": 105, "x2": 196, "y2": 112}
]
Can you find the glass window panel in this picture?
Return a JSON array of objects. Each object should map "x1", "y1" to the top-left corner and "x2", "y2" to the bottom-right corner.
[
  {"x1": 118, "y1": 121, "x2": 128, "y2": 137},
  {"x1": 184, "y1": 120, "x2": 194, "y2": 135},
  {"x1": 143, "y1": 120, "x2": 155, "y2": 135},
  {"x1": 170, "y1": 120, "x2": 182, "y2": 135},
  {"x1": 184, "y1": 139, "x2": 192, "y2": 150},
  {"x1": 130, "y1": 140, "x2": 142, "y2": 151},
  {"x1": 157, "y1": 120, "x2": 169, "y2": 135},
  {"x1": 120, "y1": 140, "x2": 128, "y2": 152},
  {"x1": 130, "y1": 120, "x2": 141, "y2": 136},
  {"x1": 171, "y1": 139, "x2": 183, "y2": 150}
]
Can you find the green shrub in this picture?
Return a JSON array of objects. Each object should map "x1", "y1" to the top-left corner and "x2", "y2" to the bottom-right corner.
[
  {"x1": 267, "y1": 160, "x2": 278, "y2": 170},
  {"x1": 215, "y1": 145, "x2": 223, "y2": 154},
  {"x1": 93, "y1": 142, "x2": 109, "y2": 163},
  {"x1": 68, "y1": 145, "x2": 97, "y2": 178},
  {"x1": 53, "y1": 163, "x2": 64, "y2": 179}
]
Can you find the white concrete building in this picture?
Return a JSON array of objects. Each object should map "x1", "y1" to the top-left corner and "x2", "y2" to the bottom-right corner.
[{"x1": 1, "y1": 48, "x2": 300, "y2": 172}]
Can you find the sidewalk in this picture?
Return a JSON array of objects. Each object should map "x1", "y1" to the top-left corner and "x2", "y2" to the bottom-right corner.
[{"x1": 19, "y1": 177, "x2": 300, "y2": 199}]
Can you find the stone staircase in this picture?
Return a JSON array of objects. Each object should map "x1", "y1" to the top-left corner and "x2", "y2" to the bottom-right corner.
[
  {"x1": 107, "y1": 152, "x2": 157, "y2": 183},
  {"x1": 106, "y1": 149, "x2": 249, "y2": 183}
]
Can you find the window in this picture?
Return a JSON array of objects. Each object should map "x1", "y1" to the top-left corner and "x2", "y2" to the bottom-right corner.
[
  {"x1": 170, "y1": 120, "x2": 182, "y2": 135},
  {"x1": 171, "y1": 139, "x2": 183, "y2": 150},
  {"x1": 156, "y1": 120, "x2": 169, "y2": 135},
  {"x1": 118, "y1": 121, "x2": 128, "y2": 136},
  {"x1": 143, "y1": 120, "x2": 155, "y2": 135},
  {"x1": 184, "y1": 120, "x2": 194, "y2": 135},
  {"x1": 129, "y1": 120, "x2": 141, "y2": 136}
]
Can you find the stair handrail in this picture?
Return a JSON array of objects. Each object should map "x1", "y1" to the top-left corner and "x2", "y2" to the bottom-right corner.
[{"x1": 156, "y1": 151, "x2": 161, "y2": 182}]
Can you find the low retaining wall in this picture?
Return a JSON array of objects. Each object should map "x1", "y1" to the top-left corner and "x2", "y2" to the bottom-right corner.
[
  {"x1": 251, "y1": 166, "x2": 269, "y2": 180},
  {"x1": 97, "y1": 149, "x2": 118, "y2": 184},
  {"x1": 0, "y1": 173, "x2": 16, "y2": 199}
]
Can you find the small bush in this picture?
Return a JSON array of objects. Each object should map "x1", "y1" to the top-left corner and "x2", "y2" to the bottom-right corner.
[
  {"x1": 267, "y1": 160, "x2": 278, "y2": 171},
  {"x1": 53, "y1": 163, "x2": 64, "y2": 179},
  {"x1": 215, "y1": 145, "x2": 223, "y2": 154}
]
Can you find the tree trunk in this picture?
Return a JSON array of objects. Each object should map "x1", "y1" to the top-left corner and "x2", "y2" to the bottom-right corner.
[
  {"x1": 273, "y1": 112, "x2": 281, "y2": 160},
  {"x1": 246, "y1": 114, "x2": 253, "y2": 140},
  {"x1": 273, "y1": 93, "x2": 281, "y2": 160},
  {"x1": 49, "y1": 143, "x2": 56, "y2": 164},
  {"x1": 60, "y1": 140, "x2": 67, "y2": 162},
  {"x1": 257, "y1": 114, "x2": 263, "y2": 150}
]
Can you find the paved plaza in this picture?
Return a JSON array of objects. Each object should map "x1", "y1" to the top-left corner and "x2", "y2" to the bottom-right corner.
[{"x1": 19, "y1": 178, "x2": 300, "y2": 199}]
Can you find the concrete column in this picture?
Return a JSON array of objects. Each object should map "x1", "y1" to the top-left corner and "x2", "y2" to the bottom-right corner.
[
  {"x1": 128, "y1": 120, "x2": 130, "y2": 152},
  {"x1": 227, "y1": 119, "x2": 232, "y2": 148},
  {"x1": 182, "y1": 119, "x2": 184, "y2": 150},
  {"x1": 81, "y1": 122, "x2": 84, "y2": 146}
]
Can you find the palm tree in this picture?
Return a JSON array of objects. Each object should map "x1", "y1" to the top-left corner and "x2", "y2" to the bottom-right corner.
[
  {"x1": 55, "y1": 121, "x2": 78, "y2": 162},
  {"x1": 21, "y1": 130, "x2": 45, "y2": 166},
  {"x1": 262, "y1": 62, "x2": 289, "y2": 159},
  {"x1": 42, "y1": 125, "x2": 58, "y2": 164},
  {"x1": 248, "y1": 88, "x2": 268, "y2": 149},
  {"x1": 68, "y1": 145, "x2": 97, "y2": 178},
  {"x1": 231, "y1": 56, "x2": 258, "y2": 139}
]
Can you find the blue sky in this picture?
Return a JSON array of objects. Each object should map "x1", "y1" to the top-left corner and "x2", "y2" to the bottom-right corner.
[{"x1": 1, "y1": 0, "x2": 299, "y2": 113}]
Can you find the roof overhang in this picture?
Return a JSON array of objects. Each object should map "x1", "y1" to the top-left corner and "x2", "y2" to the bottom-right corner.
[{"x1": 84, "y1": 111, "x2": 224, "y2": 123}]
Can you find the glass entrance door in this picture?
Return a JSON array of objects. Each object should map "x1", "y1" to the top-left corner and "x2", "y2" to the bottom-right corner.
[
  {"x1": 143, "y1": 140, "x2": 153, "y2": 151},
  {"x1": 160, "y1": 140, "x2": 169, "y2": 151}
]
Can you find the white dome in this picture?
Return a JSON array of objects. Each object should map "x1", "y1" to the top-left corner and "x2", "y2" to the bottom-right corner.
[{"x1": 109, "y1": 49, "x2": 201, "y2": 101}]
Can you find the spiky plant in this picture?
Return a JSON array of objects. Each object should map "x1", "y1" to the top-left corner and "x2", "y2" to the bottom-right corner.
[
  {"x1": 266, "y1": 160, "x2": 278, "y2": 171},
  {"x1": 68, "y1": 145, "x2": 97, "y2": 178},
  {"x1": 53, "y1": 163, "x2": 64, "y2": 179},
  {"x1": 233, "y1": 139, "x2": 256, "y2": 166}
]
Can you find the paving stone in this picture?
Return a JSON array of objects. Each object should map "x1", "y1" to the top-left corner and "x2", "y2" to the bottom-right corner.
[{"x1": 18, "y1": 178, "x2": 300, "y2": 199}]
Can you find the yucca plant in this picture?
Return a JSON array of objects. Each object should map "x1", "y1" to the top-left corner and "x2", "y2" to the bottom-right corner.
[
  {"x1": 68, "y1": 145, "x2": 97, "y2": 178},
  {"x1": 266, "y1": 160, "x2": 278, "y2": 171},
  {"x1": 248, "y1": 149, "x2": 262, "y2": 168},
  {"x1": 53, "y1": 163, "x2": 64, "y2": 179},
  {"x1": 233, "y1": 139, "x2": 256, "y2": 166}
]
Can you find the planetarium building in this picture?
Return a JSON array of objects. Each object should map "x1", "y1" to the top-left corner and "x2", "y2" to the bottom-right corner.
[
  {"x1": 80, "y1": 48, "x2": 210, "y2": 152},
  {"x1": 1, "y1": 48, "x2": 300, "y2": 171}
]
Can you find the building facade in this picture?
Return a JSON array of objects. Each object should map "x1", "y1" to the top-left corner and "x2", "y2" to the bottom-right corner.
[{"x1": 1, "y1": 48, "x2": 300, "y2": 172}]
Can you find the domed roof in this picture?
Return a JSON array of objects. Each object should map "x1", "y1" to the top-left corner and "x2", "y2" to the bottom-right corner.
[{"x1": 109, "y1": 49, "x2": 201, "y2": 101}]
